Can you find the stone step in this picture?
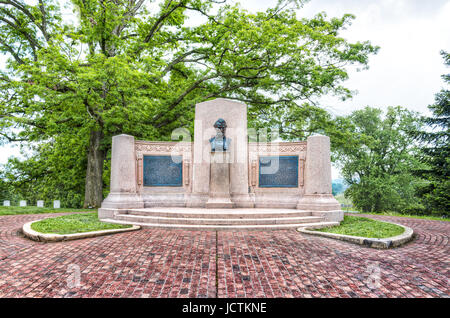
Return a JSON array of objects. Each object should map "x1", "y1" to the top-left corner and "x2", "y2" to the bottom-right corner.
[
  {"x1": 101, "y1": 218, "x2": 338, "y2": 231},
  {"x1": 123, "y1": 207, "x2": 313, "y2": 219},
  {"x1": 115, "y1": 214, "x2": 324, "y2": 225}
]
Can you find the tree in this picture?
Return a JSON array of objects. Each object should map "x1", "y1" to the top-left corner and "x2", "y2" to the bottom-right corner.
[
  {"x1": 1, "y1": 132, "x2": 88, "y2": 207},
  {"x1": 0, "y1": 0, "x2": 378, "y2": 207},
  {"x1": 413, "y1": 51, "x2": 450, "y2": 216},
  {"x1": 336, "y1": 106, "x2": 424, "y2": 213}
]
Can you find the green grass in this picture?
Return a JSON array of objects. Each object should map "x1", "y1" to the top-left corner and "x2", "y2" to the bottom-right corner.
[
  {"x1": 348, "y1": 211, "x2": 449, "y2": 222},
  {"x1": 334, "y1": 194, "x2": 448, "y2": 222},
  {"x1": 316, "y1": 215, "x2": 405, "y2": 239},
  {"x1": 0, "y1": 206, "x2": 96, "y2": 216},
  {"x1": 30, "y1": 212, "x2": 131, "y2": 235}
]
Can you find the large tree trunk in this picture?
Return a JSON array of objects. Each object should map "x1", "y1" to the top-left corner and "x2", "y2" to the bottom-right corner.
[{"x1": 83, "y1": 129, "x2": 105, "y2": 208}]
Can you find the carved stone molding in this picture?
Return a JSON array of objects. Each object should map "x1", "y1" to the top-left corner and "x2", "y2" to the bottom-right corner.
[
  {"x1": 251, "y1": 160, "x2": 257, "y2": 186},
  {"x1": 248, "y1": 142, "x2": 307, "y2": 153},
  {"x1": 137, "y1": 158, "x2": 143, "y2": 185},
  {"x1": 183, "y1": 160, "x2": 191, "y2": 186},
  {"x1": 299, "y1": 158, "x2": 305, "y2": 187},
  {"x1": 135, "y1": 141, "x2": 193, "y2": 154}
]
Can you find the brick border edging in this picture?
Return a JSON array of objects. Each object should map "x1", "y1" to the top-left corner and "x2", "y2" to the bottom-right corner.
[
  {"x1": 297, "y1": 221, "x2": 414, "y2": 249},
  {"x1": 22, "y1": 221, "x2": 141, "y2": 243}
]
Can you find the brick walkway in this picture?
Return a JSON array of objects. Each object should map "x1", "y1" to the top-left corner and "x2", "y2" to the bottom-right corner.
[{"x1": 0, "y1": 213, "x2": 448, "y2": 298}]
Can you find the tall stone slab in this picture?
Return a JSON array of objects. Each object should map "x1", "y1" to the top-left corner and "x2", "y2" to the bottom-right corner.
[
  {"x1": 296, "y1": 135, "x2": 343, "y2": 222},
  {"x1": 189, "y1": 98, "x2": 253, "y2": 208},
  {"x1": 99, "y1": 134, "x2": 144, "y2": 218},
  {"x1": 206, "y1": 152, "x2": 233, "y2": 208}
]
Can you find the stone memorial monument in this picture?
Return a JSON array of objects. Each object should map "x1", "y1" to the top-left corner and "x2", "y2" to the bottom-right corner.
[
  {"x1": 3, "y1": 200, "x2": 10, "y2": 207},
  {"x1": 20, "y1": 200, "x2": 26, "y2": 207},
  {"x1": 99, "y1": 98, "x2": 343, "y2": 230}
]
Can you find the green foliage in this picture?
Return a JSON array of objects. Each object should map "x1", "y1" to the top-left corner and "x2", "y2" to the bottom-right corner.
[
  {"x1": 413, "y1": 51, "x2": 450, "y2": 216},
  {"x1": 30, "y1": 212, "x2": 130, "y2": 234},
  {"x1": 355, "y1": 211, "x2": 449, "y2": 222},
  {"x1": 1, "y1": 132, "x2": 88, "y2": 208},
  {"x1": 335, "y1": 193, "x2": 353, "y2": 208},
  {"x1": 0, "y1": 206, "x2": 93, "y2": 215},
  {"x1": 0, "y1": 175, "x2": 13, "y2": 201},
  {"x1": 336, "y1": 106, "x2": 425, "y2": 214},
  {"x1": 316, "y1": 215, "x2": 405, "y2": 239},
  {"x1": 0, "y1": 0, "x2": 377, "y2": 206}
]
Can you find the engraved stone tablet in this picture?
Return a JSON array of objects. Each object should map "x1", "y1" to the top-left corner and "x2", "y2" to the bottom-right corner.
[
  {"x1": 143, "y1": 155, "x2": 183, "y2": 187},
  {"x1": 259, "y1": 156, "x2": 299, "y2": 188}
]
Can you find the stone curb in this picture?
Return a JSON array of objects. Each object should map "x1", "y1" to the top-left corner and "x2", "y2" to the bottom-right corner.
[
  {"x1": 297, "y1": 221, "x2": 414, "y2": 249},
  {"x1": 22, "y1": 221, "x2": 140, "y2": 243}
]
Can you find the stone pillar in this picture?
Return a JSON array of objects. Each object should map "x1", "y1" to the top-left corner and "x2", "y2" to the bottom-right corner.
[
  {"x1": 99, "y1": 134, "x2": 144, "y2": 219},
  {"x1": 304, "y1": 135, "x2": 332, "y2": 195},
  {"x1": 110, "y1": 134, "x2": 137, "y2": 194},
  {"x1": 206, "y1": 152, "x2": 233, "y2": 208},
  {"x1": 188, "y1": 98, "x2": 253, "y2": 208},
  {"x1": 297, "y1": 135, "x2": 343, "y2": 222}
]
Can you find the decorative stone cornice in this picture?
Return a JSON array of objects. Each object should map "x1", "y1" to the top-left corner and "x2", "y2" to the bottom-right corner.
[
  {"x1": 248, "y1": 142, "x2": 307, "y2": 153},
  {"x1": 135, "y1": 141, "x2": 193, "y2": 153},
  {"x1": 135, "y1": 141, "x2": 306, "y2": 153}
]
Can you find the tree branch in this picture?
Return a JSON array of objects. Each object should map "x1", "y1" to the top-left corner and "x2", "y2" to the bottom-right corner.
[
  {"x1": 143, "y1": 1, "x2": 186, "y2": 44},
  {"x1": 154, "y1": 74, "x2": 218, "y2": 127},
  {"x1": 0, "y1": 38, "x2": 25, "y2": 64}
]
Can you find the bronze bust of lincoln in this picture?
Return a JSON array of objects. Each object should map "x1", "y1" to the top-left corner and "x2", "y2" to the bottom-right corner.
[{"x1": 209, "y1": 118, "x2": 231, "y2": 152}]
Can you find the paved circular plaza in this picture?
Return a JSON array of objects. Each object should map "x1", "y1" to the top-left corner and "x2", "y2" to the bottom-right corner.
[{"x1": 0, "y1": 213, "x2": 448, "y2": 298}]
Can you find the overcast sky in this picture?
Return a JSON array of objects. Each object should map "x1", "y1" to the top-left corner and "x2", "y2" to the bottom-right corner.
[
  {"x1": 1, "y1": 0, "x2": 449, "y2": 179},
  {"x1": 235, "y1": 0, "x2": 450, "y2": 116}
]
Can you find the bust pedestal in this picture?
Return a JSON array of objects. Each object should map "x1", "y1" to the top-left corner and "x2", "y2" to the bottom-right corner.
[{"x1": 206, "y1": 151, "x2": 233, "y2": 208}]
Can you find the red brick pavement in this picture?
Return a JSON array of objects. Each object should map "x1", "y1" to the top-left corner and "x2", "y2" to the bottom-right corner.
[{"x1": 0, "y1": 212, "x2": 448, "y2": 298}]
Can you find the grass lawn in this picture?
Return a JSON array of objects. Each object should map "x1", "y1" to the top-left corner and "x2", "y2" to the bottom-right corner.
[
  {"x1": 353, "y1": 211, "x2": 449, "y2": 222},
  {"x1": 0, "y1": 206, "x2": 96, "y2": 216},
  {"x1": 30, "y1": 212, "x2": 131, "y2": 235},
  {"x1": 334, "y1": 194, "x2": 448, "y2": 222},
  {"x1": 316, "y1": 215, "x2": 405, "y2": 239}
]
